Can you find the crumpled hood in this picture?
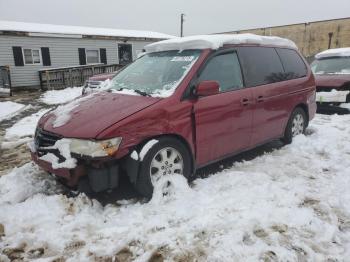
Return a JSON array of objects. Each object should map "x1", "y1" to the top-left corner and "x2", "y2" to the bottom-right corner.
[
  {"x1": 39, "y1": 92, "x2": 161, "y2": 138},
  {"x1": 315, "y1": 74, "x2": 350, "y2": 88}
]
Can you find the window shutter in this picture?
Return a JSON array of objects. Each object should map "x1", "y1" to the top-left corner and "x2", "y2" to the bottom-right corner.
[
  {"x1": 12, "y1": 46, "x2": 24, "y2": 66},
  {"x1": 100, "y1": 48, "x2": 107, "y2": 64},
  {"x1": 78, "y1": 48, "x2": 86, "y2": 65},
  {"x1": 41, "y1": 47, "x2": 51, "y2": 66}
]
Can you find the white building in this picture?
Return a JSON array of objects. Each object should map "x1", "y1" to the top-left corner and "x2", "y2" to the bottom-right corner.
[{"x1": 0, "y1": 21, "x2": 173, "y2": 89}]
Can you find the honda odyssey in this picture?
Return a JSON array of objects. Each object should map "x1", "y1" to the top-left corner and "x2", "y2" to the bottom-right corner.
[{"x1": 30, "y1": 34, "x2": 316, "y2": 197}]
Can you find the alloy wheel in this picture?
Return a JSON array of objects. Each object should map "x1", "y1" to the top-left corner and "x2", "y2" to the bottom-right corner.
[
  {"x1": 149, "y1": 147, "x2": 184, "y2": 185},
  {"x1": 291, "y1": 113, "x2": 304, "y2": 137}
]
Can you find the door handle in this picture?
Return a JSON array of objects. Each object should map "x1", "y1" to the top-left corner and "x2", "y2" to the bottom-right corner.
[
  {"x1": 257, "y1": 96, "x2": 264, "y2": 103},
  {"x1": 240, "y1": 98, "x2": 251, "y2": 106}
]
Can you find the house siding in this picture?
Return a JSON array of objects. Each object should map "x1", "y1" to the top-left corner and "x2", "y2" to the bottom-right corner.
[{"x1": 0, "y1": 35, "x2": 154, "y2": 88}]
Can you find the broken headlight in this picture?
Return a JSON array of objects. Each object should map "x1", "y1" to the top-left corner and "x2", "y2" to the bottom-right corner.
[{"x1": 69, "y1": 137, "x2": 122, "y2": 157}]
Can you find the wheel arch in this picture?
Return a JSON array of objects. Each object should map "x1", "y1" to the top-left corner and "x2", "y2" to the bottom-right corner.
[
  {"x1": 124, "y1": 133, "x2": 196, "y2": 185},
  {"x1": 142, "y1": 133, "x2": 195, "y2": 173}
]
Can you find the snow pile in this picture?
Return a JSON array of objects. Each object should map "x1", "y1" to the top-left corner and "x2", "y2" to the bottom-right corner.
[
  {"x1": 4, "y1": 109, "x2": 51, "y2": 141},
  {"x1": 145, "y1": 33, "x2": 297, "y2": 53},
  {"x1": 39, "y1": 139, "x2": 77, "y2": 169},
  {"x1": 0, "y1": 162, "x2": 59, "y2": 205},
  {"x1": 1, "y1": 114, "x2": 350, "y2": 260},
  {"x1": 0, "y1": 87, "x2": 10, "y2": 94},
  {"x1": 151, "y1": 174, "x2": 192, "y2": 205},
  {"x1": 0, "y1": 101, "x2": 26, "y2": 122},
  {"x1": 40, "y1": 87, "x2": 83, "y2": 105},
  {"x1": 340, "y1": 103, "x2": 350, "y2": 109},
  {"x1": 315, "y1": 47, "x2": 350, "y2": 59},
  {"x1": 1, "y1": 109, "x2": 51, "y2": 149}
]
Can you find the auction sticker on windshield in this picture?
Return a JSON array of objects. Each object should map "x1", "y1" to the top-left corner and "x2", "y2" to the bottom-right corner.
[{"x1": 171, "y1": 56, "x2": 195, "y2": 62}]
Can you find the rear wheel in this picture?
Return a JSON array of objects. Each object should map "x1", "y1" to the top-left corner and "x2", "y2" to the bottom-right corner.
[
  {"x1": 282, "y1": 107, "x2": 307, "y2": 144},
  {"x1": 346, "y1": 92, "x2": 350, "y2": 103},
  {"x1": 135, "y1": 137, "x2": 191, "y2": 198}
]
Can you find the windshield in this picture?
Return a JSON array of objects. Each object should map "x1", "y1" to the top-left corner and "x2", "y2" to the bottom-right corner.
[
  {"x1": 108, "y1": 50, "x2": 202, "y2": 97},
  {"x1": 311, "y1": 57, "x2": 350, "y2": 74}
]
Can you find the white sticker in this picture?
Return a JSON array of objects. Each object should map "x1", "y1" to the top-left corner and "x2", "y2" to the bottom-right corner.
[{"x1": 171, "y1": 56, "x2": 195, "y2": 62}]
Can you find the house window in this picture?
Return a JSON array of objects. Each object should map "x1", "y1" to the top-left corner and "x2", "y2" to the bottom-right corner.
[
  {"x1": 86, "y1": 49, "x2": 100, "y2": 64},
  {"x1": 118, "y1": 44, "x2": 133, "y2": 65},
  {"x1": 23, "y1": 48, "x2": 41, "y2": 65}
]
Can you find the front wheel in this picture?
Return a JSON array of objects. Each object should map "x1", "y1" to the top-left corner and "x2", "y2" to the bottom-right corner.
[
  {"x1": 281, "y1": 107, "x2": 307, "y2": 144},
  {"x1": 134, "y1": 137, "x2": 192, "y2": 198}
]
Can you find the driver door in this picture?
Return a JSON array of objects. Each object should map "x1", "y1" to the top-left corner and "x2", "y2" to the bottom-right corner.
[{"x1": 193, "y1": 51, "x2": 253, "y2": 166}]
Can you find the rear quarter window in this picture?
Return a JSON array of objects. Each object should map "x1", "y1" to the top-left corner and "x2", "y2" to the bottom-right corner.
[
  {"x1": 276, "y1": 48, "x2": 307, "y2": 79},
  {"x1": 238, "y1": 47, "x2": 285, "y2": 87}
]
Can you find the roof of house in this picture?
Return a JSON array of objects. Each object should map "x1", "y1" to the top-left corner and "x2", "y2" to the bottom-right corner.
[
  {"x1": 0, "y1": 20, "x2": 174, "y2": 40},
  {"x1": 145, "y1": 33, "x2": 297, "y2": 53}
]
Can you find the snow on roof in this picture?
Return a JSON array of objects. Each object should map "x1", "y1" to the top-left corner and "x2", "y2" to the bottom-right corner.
[
  {"x1": 315, "y1": 47, "x2": 350, "y2": 59},
  {"x1": 0, "y1": 20, "x2": 174, "y2": 40},
  {"x1": 145, "y1": 33, "x2": 298, "y2": 52}
]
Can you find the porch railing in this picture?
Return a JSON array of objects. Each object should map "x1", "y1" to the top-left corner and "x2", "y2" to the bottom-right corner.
[
  {"x1": 38, "y1": 63, "x2": 124, "y2": 90},
  {"x1": 0, "y1": 65, "x2": 12, "y2": 96}
]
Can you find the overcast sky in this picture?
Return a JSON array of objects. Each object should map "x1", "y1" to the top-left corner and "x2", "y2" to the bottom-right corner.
[{"x1": 0, "y1": 0, "x2": 349, "y2": 36}]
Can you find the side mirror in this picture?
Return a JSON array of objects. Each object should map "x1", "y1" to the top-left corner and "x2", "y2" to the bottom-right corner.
[{"x1": 195, "y1": 80, "x2": 220, "y2": 97}]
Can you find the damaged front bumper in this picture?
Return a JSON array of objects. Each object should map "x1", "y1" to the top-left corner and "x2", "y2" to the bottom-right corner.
[
  {"x1": 29, "y1": 127, "x2": 125, "y2": 193},
  {"x1": 29, "y1": 127, "x2": 140, "y2": 193},
  {"x1": 31, "y1": 151, "x2": 121, "y2": 192},
  {"x1": 316, "y1": 89, "x2": 350, "y2": 103}
]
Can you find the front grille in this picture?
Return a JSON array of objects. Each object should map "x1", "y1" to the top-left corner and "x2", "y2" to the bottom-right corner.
[
  {"x1": 35, "y1": 128, "x2": 62, "y2": 157},
  {"x1": 316, "y1": 86, "x2": 333, "y2": 92}
]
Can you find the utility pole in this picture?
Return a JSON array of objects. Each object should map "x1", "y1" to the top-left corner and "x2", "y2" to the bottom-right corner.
[{"x1": 180, "y1": 13, "x2": 185, "y2": 37}]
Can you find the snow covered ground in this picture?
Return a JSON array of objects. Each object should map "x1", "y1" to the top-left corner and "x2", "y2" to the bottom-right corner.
[
  {"x1": 4, "y1": 109, "x2": 51, "y2": 141},
  {"x1": 0, "y1": 88, "x2": 80, "y2": 150},
  {"x1": 1, "y1": 113, "x2": 350, "y2": 261},
  {"x1": 39, "y1": 87, "x2": 83, "y2": 105},
  {"x1": 0, "y1": 101, "x2": 28, "y2": 122}
]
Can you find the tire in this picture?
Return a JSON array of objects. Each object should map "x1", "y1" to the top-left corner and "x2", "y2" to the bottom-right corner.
[
  {"x1": 346, "y1": 92, "x2": 350, "y2": 103},
  {"x1": 135, "y1": 137, "x2": 192, "y2": 198},
  {"x1": 281, "y1": 107, "x2": 307, "y2": 144}
]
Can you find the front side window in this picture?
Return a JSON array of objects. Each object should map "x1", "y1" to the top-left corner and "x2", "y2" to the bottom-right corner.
[
  {"x1": 198, "y1": 52, "x2": 243, "y2": 92},
  {"x1": 311, "y1": 57, "x2": 350, "y2": 74},
  {"x1": 86, "y1": 49, "x2": 100, "y2": 64},
  {"x1": 23, "y1": 48, "x2": 41, "y2": 65},
  {"x1": 238, "y1": 47, "x2": 284, "y2": 87},
  {"x1": 108, "y1": 50, "x2": 201, "y2": 97}
]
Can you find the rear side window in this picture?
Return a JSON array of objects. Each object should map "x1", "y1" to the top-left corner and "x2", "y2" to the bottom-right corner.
[
  {"x1": 276, "y1": 48, "x2": 307, "y2": 79},
  {"x1": 198, "y1": 52, "x2": 243, "y2": 92},
  {"x1": 238, "y1": 47, "x2": 284, "y2": 87}
]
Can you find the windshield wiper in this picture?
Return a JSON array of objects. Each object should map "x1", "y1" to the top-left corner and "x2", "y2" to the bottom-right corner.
[
  {"x1": 110, "y1": 87, "x2": 150, "y2": 97},
  {"x1": 133, "y1": 89, "x2": 150, "y2": 97}
]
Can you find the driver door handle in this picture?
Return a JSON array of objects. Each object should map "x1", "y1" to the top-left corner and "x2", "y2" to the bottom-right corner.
[
  {"x1": 240, "y1": 98, "x2": 251, "y2": 106},
  {"x1": 257, "y1": 96, "x2": 264, "y2": 103}
]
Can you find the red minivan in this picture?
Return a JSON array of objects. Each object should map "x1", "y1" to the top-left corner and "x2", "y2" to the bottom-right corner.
[
  {"x1": 30, "y1": 34, "x2": 316, "y2": 197},
  {"x1": 311, "y1": 48, "x2": 350, "y2": 107}
]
